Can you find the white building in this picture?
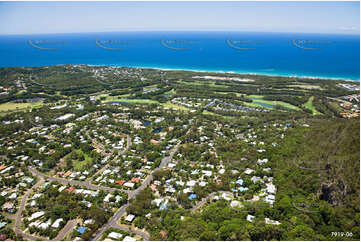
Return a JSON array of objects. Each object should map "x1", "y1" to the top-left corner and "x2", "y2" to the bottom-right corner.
[
  {"x1": 108, "y1": 232, "x2": 123, "y2": 240},
  {"x1": 125, "y1": 214, "x2": 135, "y2": 222},
  {"x1": 265, "y1": 218, "x2": 281, "y2": 225},
  {"x1": 247, "y1": 214, "x2": 255, "y2": 222},
  {"x1": 123, "y1": 236, "x2": 136, "y2": 242},
  {"x1": 28, "y1": 211, "x2": 45, "y2": 221},
  {"x1": 51, "y1": 218, "x2": 64, "y2": 228}
]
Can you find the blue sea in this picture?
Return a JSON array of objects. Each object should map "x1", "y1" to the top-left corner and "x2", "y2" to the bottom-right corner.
[{"x1": 0, "y1": 31, "x2": 359, "y2": 81}]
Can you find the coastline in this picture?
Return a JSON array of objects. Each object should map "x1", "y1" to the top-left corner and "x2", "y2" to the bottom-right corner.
[
  {"x1": 86, "y1": 63, "x2": 360, "y2": 82},
  {"x1": 2, "y1": 63, "x2": 359, "y2": 82}
]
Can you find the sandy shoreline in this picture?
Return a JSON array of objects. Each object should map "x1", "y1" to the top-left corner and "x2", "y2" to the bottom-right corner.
[
  {"x1": 88, "y1": 64, "x2": 360, "y2": 82},
  {"x1": 14, "y1": 63, "x2": 360, "y2": 82}
]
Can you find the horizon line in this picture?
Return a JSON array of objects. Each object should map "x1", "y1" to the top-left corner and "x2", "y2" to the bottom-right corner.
[{"x1": 1, "y1": 30, "x2": 360, "y2": 36}]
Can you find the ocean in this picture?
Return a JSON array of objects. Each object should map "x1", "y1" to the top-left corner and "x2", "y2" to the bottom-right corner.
[{"x1": 0, "y1": 31, "x2": 359, "y2": 81}]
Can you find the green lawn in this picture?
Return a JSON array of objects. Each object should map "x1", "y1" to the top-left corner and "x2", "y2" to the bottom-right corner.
[
  {"x1": 16, "y1": 90, "x2": 27, "y2": 95},
  {"x1": 303, "y1": 96, "x2": 322, "y2": 115},
  {"x1": 73, "y1": 150, "x2": 93, "y2": 171},
  {"x1": 248, "y1": 95, "x2": 264, "y2": 99},
  {"x1": 245, "y1": 95, "x2": 300, "y2": 111},
  {"x1": 0, "y1": 102, "x2": 43, "y2": 112},
  {"x1": 178, "y1": 80, "x2": 228, "y2": 88},
  {"x1": 202, "y1": 110, "x2": 220, "y2": 116},
  {"x1": 162, "y1": 101, "x2": 190, "y2": 111},
  {"x1": 101, "y1": 98, "x2": 159, "y2": 104},
  {"x1": 164, "y1": 89, "x2": 176, "y2": 95}
]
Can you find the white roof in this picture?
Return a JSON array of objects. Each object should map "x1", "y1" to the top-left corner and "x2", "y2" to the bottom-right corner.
[
  {"x1": 104, "y1": 194, "x2": 114, "y2": 202},
  {"x1": 257, "y1": 158, "x2": 268, "y2": 165},
  {"x1": 266, "y1": 183, "x2": 276, "y2": 194},
  {"x1": 28, "y1": 211, "x2": 45, "y2": 221},
  {"x1": 201, "y1": 170, "x2": 212, "y2": 177},
  {"x1": 199, "y1": 181, "x2": 207, "y2": 187},
  {"x1": 125, "y1": 214, "x2": 135, "y2": 222},
  {"x1": 39, "y1": 220, "x2": 51, "y2": 230},
  {"x1": 124, "y1": 182, "x2": 135, "y2": 188},
  {"x1": 265, "y1": 217, "x2": 281, "y2": 225},
  {"x1": 58, "y1": 186, "x2": 67, "y2": 192},
  {"x1": 51, "y1": 218, "x2": 64, "y2": 228},
  {"x1": 247, "y1": 214, "x2": 255, "y2": 222},
  {"x1": 221, "y1": 193, "x2": 232, "y2": 201},
  {"x1": 186, "y1": 180, "x2": 197, "y2": 187},
  {"x1": 123, "y1": 236, "x2": 136, "y2": 242},
  {"x1": 183, "y1": 188, "x2": 193, "y2": 193},
  {"x1": 108, "y1": 232, "x2": 123, "y2": 239},
  {"x1": 152, "y1": 198, "x2": 163, "y2": 207},
  {"x1": 84, "y1": 219, "x2": 94, "y2": 225},
  {"x1": 244, "y1": 168, "x2": 254, "y2": 175},
  {"x1": 230, "y1": 200, "x2": 242, "y2": 208}
]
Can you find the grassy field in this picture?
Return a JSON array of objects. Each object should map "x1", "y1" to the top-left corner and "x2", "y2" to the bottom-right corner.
[
  {"x1": 257, "y1": 99, "x2": 300, "y2": 110},
  {"x1": 96, "y1": 93, "x2": 131, "y2": 100},
  {"x1": 178, "y1": 80, "x2": 228, "y2": 88},
  {"x1": 16, "y1": 90, "x2": 27, "y2": 95},
  {"x1": 289, "y1": 84, "x2": 323, "y2": 90},
  {"x1": 0, "y1": 102, "x2": 43, "y2": 112},
  {"x1": 164, "y1": 89, "x2": 176, "y2": 95},
  {"x1": 162, "y1": 101, "x2": 190, "y2": 111},
  {"x1": 248, "y1": 95, "x2": 264, "y2": 99},
  {"x1": 73, "y1": 150, "x2": 93, "y2": 171},
  {"x1": 101, "y1": 98, "x2": 159, "y2": 104},
  {"x1": 245, "y1": 95, "x2": 300, "y2": 110},
  {"x1": 303, "y1": 96, "x2": 322, "y2": 115},
  {"x1": 243, "y1": 101, "x2": 273, "y2": 109},
  {"x1": 202, "y1": 110, "x2": 221, "y2": 116},
  {"x1": 143, "y1": 84, "x2": 158, "y2": 90}
]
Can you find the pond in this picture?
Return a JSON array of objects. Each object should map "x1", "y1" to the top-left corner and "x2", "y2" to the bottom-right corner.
[
  {"x1": 110, "y1": 101, "x2": 131, "y2": 105},
  {"x1": 253, "y1": 102, "x2": 274, "y2": 108}
]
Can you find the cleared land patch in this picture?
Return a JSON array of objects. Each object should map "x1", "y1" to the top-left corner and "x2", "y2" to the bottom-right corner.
[{"x1": 303, "y1": 96, "x2": 322, "y2": 115}]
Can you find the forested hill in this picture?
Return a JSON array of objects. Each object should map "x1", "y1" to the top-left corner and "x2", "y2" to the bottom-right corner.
[
  {"x1": 271, "y1": 118, "x2": 360, "y2": 240},
  {"x1": 149, "y1": 118, "x2": 360, "y2": 241}
]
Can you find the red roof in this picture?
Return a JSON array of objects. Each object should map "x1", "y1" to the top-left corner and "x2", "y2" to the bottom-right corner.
[
  {"x1": 131, "y1": 177, "x2": 140, "y2": 183},
  {"x1": 66, "y1": 187, "x2": 75, "y2": 193},
  {"x1": 116, "y1": 180, "x2": 125, "y2": 185},
  {"x1": 160, "y1": 231, "x2": 167, "y2": 238}
]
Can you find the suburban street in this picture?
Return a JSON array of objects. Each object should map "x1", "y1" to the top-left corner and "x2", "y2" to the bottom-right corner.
[
  {"x1": 52, "y1": 219, "x2": 81, "y2": 241},
  {"x1": 27, "y1": 135, "x2": 133, "y2": 195},
  {"x1": 14, "y1": 179, "x2": 48, "y2": 241},
  {"x1": 113, "y1": 223, "x2": 150, "y2": 241},
  {"x1": 91, "y1": 141, "x2": 181, "y2": 241},
  {"x1": 27, "y1": 167, "x2": 132, "y2": 194}
]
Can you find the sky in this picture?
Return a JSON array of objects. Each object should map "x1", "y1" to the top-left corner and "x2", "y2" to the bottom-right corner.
[{"x1": 0, "y1": 1, "x2": 359, "y2": 35}]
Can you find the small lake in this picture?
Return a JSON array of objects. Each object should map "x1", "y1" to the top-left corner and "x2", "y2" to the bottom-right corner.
[
  {"x1": 253, "y1": 102, "x2": 274, "y2": 108},
  {"x1": 110, "y1": 101, "x2": 131, "y2": 105}
]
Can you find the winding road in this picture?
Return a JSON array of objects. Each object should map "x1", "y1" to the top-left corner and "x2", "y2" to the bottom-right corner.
[
  {"x1": 53, "y1": 219, "x2": 81, "y2": 241},
  {"x1": 91, "y1": 142, "x2": 181, "y2": 241},
  {"x1": 27, "y1": 135, "x2": 133, "y2": 195},
  {"x1": 113, "y1": 223, "x2": 150, "y2": 241},
  {"x1": 14, "y1": 179, "x2": 48, "y2": 241},
  {"x1": 190, "y1": 191, "x2": 234, "y2": 212},
  {"x1": 27, "y1": 167, "x2": 131, "y2": 194},
  {"x1": 15, "y1": 135, "x2": 180, "y2": 241}
]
